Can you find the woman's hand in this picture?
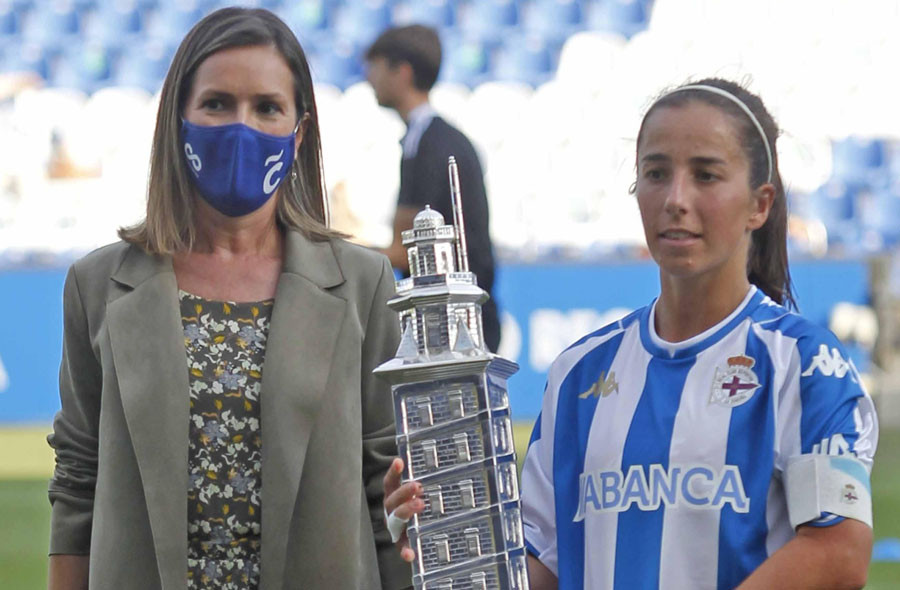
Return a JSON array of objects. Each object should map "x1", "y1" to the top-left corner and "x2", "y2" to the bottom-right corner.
[{"x1": 383, "y1": 457, "x2": 425, "y2": 562}]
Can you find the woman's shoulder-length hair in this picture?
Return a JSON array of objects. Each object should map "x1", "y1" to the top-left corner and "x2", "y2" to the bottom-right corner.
[{"x1": 119, "y1": 7, "x2": 343, "y2": 255}]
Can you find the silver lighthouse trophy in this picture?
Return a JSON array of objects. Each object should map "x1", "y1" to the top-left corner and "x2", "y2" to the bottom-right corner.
[{"x1": 374, "y1": 157, "x2": 530, "y2": 590}]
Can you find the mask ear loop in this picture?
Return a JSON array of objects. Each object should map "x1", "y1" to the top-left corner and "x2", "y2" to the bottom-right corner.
[{"x1": 290, "y1": 114, "x2": 304, "y2": 181}]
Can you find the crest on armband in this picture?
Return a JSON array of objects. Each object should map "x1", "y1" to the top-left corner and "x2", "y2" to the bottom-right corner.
[{"x1": 841, "y1": 483, "x2": 859, "y2": 505}]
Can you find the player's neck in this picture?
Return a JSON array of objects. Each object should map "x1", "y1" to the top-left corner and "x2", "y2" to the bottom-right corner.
[
  {"x1": 397, "y1": 92, "x2": 430, "y2": 123},
  {"x1": 655, "y1": 273, "x2": 752, "y2": 343}
]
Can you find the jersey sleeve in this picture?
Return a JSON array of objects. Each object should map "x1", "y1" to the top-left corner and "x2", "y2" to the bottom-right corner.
[
  {"x1": 779, "y1": 328, "x2": 878, "y2": 528},
  {"x1": 521, "y1": 388, "x2": 559, "y2": 576}
]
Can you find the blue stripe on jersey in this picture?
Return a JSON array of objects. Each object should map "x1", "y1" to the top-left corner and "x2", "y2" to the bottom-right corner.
[
  {"x1": 613, "y1": 356, "x2": 695, "y2": 590},
  {"x1": 716, "y1": 326, "x2": 777, "y2": 589},
  {"x1": 796, "y1": 334, "x2": 862, "y2": 455},
  {"x1": 529, "y1": 411, "x2": 542, "y2": 448},
  {"x1": 553, "y1": 330, "x2": 627, "y2": 590}
]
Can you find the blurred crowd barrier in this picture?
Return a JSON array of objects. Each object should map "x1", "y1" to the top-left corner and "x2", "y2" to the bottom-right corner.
[
  {"x1": 4, "y1": 257, "x2": 899, "y2": 426},
  {"x1": 2, "y1": 0, "x2": 900, "y2": 262}
]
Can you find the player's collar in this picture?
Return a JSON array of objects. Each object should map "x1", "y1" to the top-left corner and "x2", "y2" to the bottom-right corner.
[{"x1": 642, "y1": 286, "x2": 760, "y2": 359}]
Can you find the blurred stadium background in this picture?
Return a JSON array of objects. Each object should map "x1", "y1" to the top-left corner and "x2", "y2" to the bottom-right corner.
[{"x1": 2, "y1": 0, "x2": 900, "y2": 586}]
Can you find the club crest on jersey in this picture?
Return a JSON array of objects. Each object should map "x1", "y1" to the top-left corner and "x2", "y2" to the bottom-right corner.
[
  {"x1": 579, "y1": 370, "x2": 619, "y2": 400},
  {"x1": 709, "y1": 355, "x2": 760, "y2": 408},
  {"x1": 841, "y1": 483, "x2": 859, "y2": 505}
]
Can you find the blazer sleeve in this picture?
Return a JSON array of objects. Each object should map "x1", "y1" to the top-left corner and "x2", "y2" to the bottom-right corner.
[
  {"x1": 359, "y1": 257, "x2": 409, "y2": 588},
  {"x1": 47, "y1": 265, "x2": 101, "y2": 555}
]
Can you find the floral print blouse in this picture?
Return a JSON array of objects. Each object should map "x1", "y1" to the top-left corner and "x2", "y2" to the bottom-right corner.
[{"x1": 180, "y1": 290, "x2": 274, "y2": 589}]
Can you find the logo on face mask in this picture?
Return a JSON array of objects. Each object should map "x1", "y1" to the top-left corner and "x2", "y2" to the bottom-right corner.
[
  {"x1": 184, "y1": 143, "x2": 202, "y2": 176},
  {"x1": 180, "y1": 120, "x2": 296, "y2": 217},
  {"x1": 263, "y1": 150, "x2": 285, "y2": 195}
]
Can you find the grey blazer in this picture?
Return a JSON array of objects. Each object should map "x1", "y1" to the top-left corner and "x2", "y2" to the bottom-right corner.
[{"x1": 48, "y1": 231, "x2": 411, "y2": 589}]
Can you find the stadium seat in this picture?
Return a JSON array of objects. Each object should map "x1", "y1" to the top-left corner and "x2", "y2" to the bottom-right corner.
[
  {"x1": 281, "y1": 0, "x2": 333, "y2": 35},
  {"x1": 458, "y1": 0, "x2": 518, "y2": 47},
  {"x1": 585, "y1": 0, "x2": 650, "y2": 38},
  {"x1": 1, "y1": 41, "x2": 50, "y2": 79},
  {"x1": 144, "y1": 1, "x2": 207, "y2": 44},
  {"x1": 308, "y1": 41, "x2": 363, "y2": 90},
  {"x1": 522, "y1": 0, "x2": 585, "y2": 45},
  {"x1": 7, "y1": 0, "x2": 32, "y2": 11},
  {"x1": 393, "y1": 0, "x2": 456, "y2": 28},
  {"x1": 860, "y1": 183, "x2": 900, "y2": 246},
  {"x1": 0, "y1": 1, "x2": 21, "y2": 36},
  {"x1": 113, "y1": 41, "x2": 175, "y2": 93},
  {"x1": 130, "y1": 0, "x2": 160, "y2": 11},
  {"x1": 439, "y1": 34, "x2": 490, "y2": 88},
  {"x1": 491, "y1": 34, "x2": 555, "y2": 87},
  {"x1": 831, "y1": 136, "x2": 887, "y2": 184},
  {"x1": 332, "y1": 0, "x2": 392, "y2": 47},
  {"x1": 20, "y1": 0, "x2": 83, "y2": 49},
  {"x1": 799, "y1": 179, "x2": 866, "y2": 253},
  {"x1": 50, "y1": 43, "x2": 113, "y2": 93},
  {"x1": 83, "y1": 1, "x2": 144, "y2": 47},
  {"x1": 806, "y1": 180, "x2": 857, "y2": 225},
  {"x1": 70, "y1": 0, "x2": 97, "y2": 11}
]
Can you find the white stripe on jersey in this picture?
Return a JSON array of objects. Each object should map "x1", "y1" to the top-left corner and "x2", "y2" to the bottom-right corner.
[
  {"x1": 582, "y1": 322, "x2": 650, "y2": 589},
  {"x1": 522, "y1": 323, "x2": 628, "y2": 576},
  {"x1": 751, "y1": 323, "x2": 802, "y2": 549},
  {"x1": 658, "y1": 319, "x2": 752, "y2": 589},
  {"x1": 752, "y1": 322, "x2": 802, "y2": 473}
]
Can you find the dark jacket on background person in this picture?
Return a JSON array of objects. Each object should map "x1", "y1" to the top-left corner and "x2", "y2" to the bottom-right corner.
[{"x1": 399, "y1": 114, "x2": 500, "y2": 351}]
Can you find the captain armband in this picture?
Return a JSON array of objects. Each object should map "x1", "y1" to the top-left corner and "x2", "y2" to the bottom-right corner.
[{"x1": 785, "y1": 454, "x2": 872, "y2": 530}]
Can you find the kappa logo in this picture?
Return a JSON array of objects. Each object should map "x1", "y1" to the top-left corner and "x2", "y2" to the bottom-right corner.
[
  {"x1": 801, "y1": 344, "x2": 856, "y2": 381},
  {"x1": 709, "y1": 355, "x2": 760, "y2": 408},
  {"x1": 263, "y1": 150, "x2": 285, "y2": 195},
  {"x1": 579, "y1": 370, "x2": 619, "y2": 400},
  {"x1": 184, "y1": 142, "x2": 202, "y2": 175}
]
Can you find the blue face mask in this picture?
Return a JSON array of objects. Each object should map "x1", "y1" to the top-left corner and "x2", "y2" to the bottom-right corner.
[{"x1": 180, "y1": 120, "x2": 297, "y2": 217}]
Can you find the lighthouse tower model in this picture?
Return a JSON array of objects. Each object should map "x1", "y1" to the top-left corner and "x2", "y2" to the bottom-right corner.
[{"x1": 374, "y1": 158, "x2": 529, "y2": 590}]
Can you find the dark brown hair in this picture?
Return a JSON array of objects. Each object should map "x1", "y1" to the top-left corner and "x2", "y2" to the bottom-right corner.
[
  {"x1": 365, "y1": 24, "x2": 442, "y2": 91},
  {"x1": 120, "y1": 7, "x2": 342, "y2": 254},
  {"x1": 636, "y1": 77, "x2": 796, "y2": 309}
]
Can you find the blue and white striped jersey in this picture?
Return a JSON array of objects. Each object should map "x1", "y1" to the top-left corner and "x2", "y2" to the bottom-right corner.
[{"x1": 521, "y1": 287, "x2": 878, "y2": 590}]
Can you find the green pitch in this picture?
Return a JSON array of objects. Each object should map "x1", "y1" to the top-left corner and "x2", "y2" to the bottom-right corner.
[{"x1": 1, "y1": 424, "x2": 897, "y2": 588}]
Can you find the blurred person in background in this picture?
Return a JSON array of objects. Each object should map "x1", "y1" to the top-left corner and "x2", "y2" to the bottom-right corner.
[
  {"x1": 384, "y1": 78, "x2": 878, "y2": 589},
  {"x1": 364, "y1": 24, "x2": 502, "y2": 353},
  {"x1": 46, "y1": 8, "x2": 407, "y2": 589}
]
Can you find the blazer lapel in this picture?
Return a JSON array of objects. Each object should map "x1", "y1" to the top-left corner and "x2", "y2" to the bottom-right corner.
[
  {"x1": 260, "y1": 231, "x2": 347, "y2": 588},
  {"x1": 107, "y1": 246, "x2": 190, "y2": 590}
]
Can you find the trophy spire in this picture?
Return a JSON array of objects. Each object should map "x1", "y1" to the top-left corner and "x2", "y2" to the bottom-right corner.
[
  {"x1": 374, "y1": 158, "x2": 528, "y2": 590},
  {"x1": 448, "y1": 156, "x2": 470, "y2": 274},
  {"x1": 394, "y1": 157, "x2": 492, "y2": 358}
]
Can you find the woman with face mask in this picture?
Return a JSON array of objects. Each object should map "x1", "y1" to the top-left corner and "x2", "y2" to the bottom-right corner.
[{"x1": 46, "y1": 8, "x2": 408, "y2": 590}]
